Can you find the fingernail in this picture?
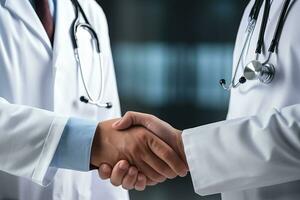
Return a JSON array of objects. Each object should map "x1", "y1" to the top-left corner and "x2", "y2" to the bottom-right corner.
[
  {"x1": 101, "y1": 165, "x2": 111, "y2": 173},
  {"x1": 112, "y1": 119, "x2": 122, "y2": 127},
  {"x1": 119, "y1": 161, "x2": 129, "y2": 170},
  {"x1": 179, "y1": 170, "x2": 188, "y2": 177},
  {"x1": 135, "y1": 187, "x2": 145, "y2": 192}
]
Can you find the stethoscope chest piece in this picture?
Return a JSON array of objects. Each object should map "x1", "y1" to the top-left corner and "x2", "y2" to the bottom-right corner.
[
  {"x1": 244, "y1": 60, "x2": 275, "y2": 84},
  {"x1": 220, "y1": 0, "x2": 292, "y2": 91}
]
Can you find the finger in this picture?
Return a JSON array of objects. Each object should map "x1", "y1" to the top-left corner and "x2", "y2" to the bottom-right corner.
[
  {"x1": 138, "y1": 161, "x2": 166, "y2": 183},
  {"x1": 146, "y1": 178, "x2": 158, "y2": 186},
  {"x1": 110, "y1": 160, "x2": 130, "y2": 186},
  {"x1": 135, "y1": 173, "x2": 147, "y2": 191},
  {"x1": 149, "y1": 137, "x2": 188, "y2": 177},
  {"x1": 98, "y1": 163, "x2": 113, "y2": 180},
  {"x1": 121, "y1": 166, "x2": 139, "y2": 190},
  {"x1": 143, "y1": 150, "x2": 177, "y2": 179}
]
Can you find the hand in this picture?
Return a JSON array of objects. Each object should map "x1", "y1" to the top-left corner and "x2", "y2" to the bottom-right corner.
[
  {"x1": 98, "y1": 160, "x2": 153, "y2": 191},
  {"x1": 98, "y1": 112, "x2": 188, "y2": 190},
  {"x1": 113, "y1": 112, "x2": 187, "y2": 163},
  {"x1": 91, "y1": 119, "x2": 188, "y2": 185}
]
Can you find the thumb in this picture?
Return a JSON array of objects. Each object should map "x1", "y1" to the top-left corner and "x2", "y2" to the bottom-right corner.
[
  {"x1": 113, "y1": 112, "x2": 177, "y2": 149},
  {"x1": 112, "y1": 112, "x2": 148, "y2": 130},
  {"x1": 112, "y1": 115, "x2": 133, "y2": 130}
]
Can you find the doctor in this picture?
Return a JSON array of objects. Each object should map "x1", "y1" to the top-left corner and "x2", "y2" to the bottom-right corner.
[
  {"x1": 0, "y1": 0, "x2": 188, "y2": 199},
  {"x1": 0, "y1": 0, "x2": 128, "y2": 199},
  {"x1": 99, "y1": 0, "x2": 300, "y2": 199}
]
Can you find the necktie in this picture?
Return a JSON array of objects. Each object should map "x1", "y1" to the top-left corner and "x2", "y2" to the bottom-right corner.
[{"x1": 35, "y1": 0, "x2": 55, "y2": 45}]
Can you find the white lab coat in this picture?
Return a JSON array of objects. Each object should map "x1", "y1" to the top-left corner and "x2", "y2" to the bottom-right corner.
[
  {"x1": 182, "y1": 0, "x2": 300, "y2": 199},
  {"x1": 0, "y1": 0, "x2": 128, "y2": 199}
]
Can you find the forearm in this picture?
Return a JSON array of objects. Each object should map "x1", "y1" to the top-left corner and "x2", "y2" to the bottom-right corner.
[
  {"x1": 183, "y1": 104, "x2": 300, "y2": 195},
  {"x1": 0, "y1": 98, "x2": 68, "y2": 185}
]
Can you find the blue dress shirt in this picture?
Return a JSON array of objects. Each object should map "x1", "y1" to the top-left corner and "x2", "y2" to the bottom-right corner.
[{"x1": 51, "y1": 118, "x2": 97, "y2": 171}]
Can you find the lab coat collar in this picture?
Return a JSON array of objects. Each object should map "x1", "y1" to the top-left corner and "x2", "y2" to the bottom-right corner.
[{"x1": 3, "y1": 0, "x2": 53, "y2": 51}]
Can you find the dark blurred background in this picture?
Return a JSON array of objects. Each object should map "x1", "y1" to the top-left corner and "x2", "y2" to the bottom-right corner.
[{"x1": 96, "y1": 0, "x2": 248, "y2": 199}]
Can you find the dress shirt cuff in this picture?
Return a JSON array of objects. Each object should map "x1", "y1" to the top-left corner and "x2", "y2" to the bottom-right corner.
[{"x1": 51, "y1": 117, "x2": 98, "y2": 171}]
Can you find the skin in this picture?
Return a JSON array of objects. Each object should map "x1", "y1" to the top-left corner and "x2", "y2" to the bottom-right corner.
[
  {"x1": 97, "y1": 112, "x2": 188, "y2": 190},
  {"x1": 91, "y1": 118, "x2": 188, "y2": 186}
]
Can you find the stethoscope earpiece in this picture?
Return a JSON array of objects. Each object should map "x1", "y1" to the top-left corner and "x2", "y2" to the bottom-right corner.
[
  {"x1": 219, "y1": 76, "x2": 247, "y2": 91},
  {"x1": 219, "y1": 79, "x2": 226, "y2": 87},
  {"x1": 80, "y1": 96, "x2": 89, "y2": 104},
  {"x1": 239, "y1": 77, "x2": 247, "y2": 84}
]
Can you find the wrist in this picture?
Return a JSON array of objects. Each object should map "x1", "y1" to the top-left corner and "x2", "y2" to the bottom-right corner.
[
  {"x1": 90, "y1": 123, "x2": 102, "y2": 167},
  {"x1": 90, "y1": 120, "x2": 121, "y2": 167}
]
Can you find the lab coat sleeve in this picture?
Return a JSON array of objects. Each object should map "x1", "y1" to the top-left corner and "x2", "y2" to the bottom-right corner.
[
  {"x1": 182, "y1": 104, "x2": 300, "y2": 195},
  {"x1": 0, "y1": 97, "x2": 68, "y2": 186}
]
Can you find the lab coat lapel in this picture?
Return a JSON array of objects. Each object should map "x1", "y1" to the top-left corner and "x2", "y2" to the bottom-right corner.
[
  {"x1": 3, "y1": 0, "x2": 52, "y2": 51},
  {"x1": 52, "y1": 0, "x2": 75, "y2": 69}
]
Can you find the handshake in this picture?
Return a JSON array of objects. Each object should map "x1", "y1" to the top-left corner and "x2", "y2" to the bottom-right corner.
[{"x1": 90, "y1": 112, "x2": 189, "y2": 191}]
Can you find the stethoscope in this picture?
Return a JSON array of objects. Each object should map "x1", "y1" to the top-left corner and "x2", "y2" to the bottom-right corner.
[
  {"x1": 70, "y1": 0, "x2": 112, "y2": 108},
  {"x1": 220, "y1": 0, "x2": 293, "y2": 91}
]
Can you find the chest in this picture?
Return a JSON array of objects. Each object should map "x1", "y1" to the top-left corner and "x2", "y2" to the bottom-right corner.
[{"x1": 227, "y1": 0, "x2": 300, "y2": 118}]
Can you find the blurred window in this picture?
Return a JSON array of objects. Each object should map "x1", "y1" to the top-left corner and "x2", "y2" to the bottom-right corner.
[{"x1": 114, "y1": 43, "x2": 233, "y2": 108}]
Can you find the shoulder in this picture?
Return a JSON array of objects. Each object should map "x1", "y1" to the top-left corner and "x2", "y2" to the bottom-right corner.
[
  {"x1": 78, "y1": 0, "x2": 107, "y2": 19},
  {"x1": 77, "y1": 0, "x2": 109, "y2": 29}
]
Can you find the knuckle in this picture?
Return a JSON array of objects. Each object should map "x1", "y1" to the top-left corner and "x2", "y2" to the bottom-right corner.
[
  {"x1": 144, "y1": 119, "x2": 153, "y2": 130},
  {"x1": 126, "y1": 111, "x2": 134, "y2": 117},
  {"x1": 148, "y1": 114, "x2": 157, "y2": 121},
  {"x1": 128, "y1": 167, "x2": 138, "y2": 176},
  {"x1": 133, "y1": 145, "x2": 141, "y2": 154},
  {"x1": 161, "y1": 148, "x2": 173, "y2": 160},
  {"x1": 129, "y1": 146, "x2": 144, "y2": 162},
  {"x1": 137, "y1": 129, "x2": 148, "y2": 140},
  {"x1": 158, "y1": 165, "x2": 169, "y2": 175},
  {"x1": 130, "y1": 140, "x2": 141, "y2": 152}
]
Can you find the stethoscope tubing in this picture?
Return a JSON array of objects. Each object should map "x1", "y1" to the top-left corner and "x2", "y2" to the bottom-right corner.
[
  {"x1": 223, "y1": 0, "x2": 293, "y2": 91},
  {"x1": 230, "y1": 21, "x2": 257, "y2": 89},
  {"x1": 74, "y1": 45, "x2": 104, "y2": 103},
  {"x1": 70, "y1": 0, "x2": 111, "y2": 108}
]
